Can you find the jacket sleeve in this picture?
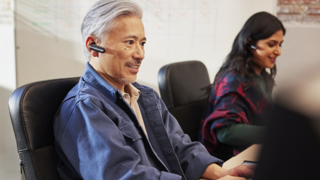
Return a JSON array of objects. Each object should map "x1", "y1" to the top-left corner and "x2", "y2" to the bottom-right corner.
[
  {"x1": 155, "y1": 92, "x2": 223, "y2": 180},
  {"x1": 216, "y1": 124, "x2": 267, "y2": 146},
  {"x1": 54, "y1": 97, "x2": 182, "y2": 180},
  {"x1": 200, "y1": 74, "x2": 269, "y2": 151}
]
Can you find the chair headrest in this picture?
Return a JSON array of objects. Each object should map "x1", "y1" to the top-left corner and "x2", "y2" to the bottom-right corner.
[
  {"x1": 158, "y1": 61, "x2": 210, "y2": 108},
  {"x1": 8, "y1": 77, "x2": 80, "y2": 151}
]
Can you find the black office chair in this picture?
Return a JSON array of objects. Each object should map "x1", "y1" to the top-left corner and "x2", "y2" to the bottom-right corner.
[
  {"x1": 8, "y1": 77, "x2": 80, "y2": 180},
  {"x1": 158, "y1": 61, "x2": 211, "y2": 141}
]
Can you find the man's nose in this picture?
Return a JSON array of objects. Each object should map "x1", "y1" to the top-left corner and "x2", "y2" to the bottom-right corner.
[{"x1": 133, "y1": 44, "x2": 145, "y2": 60}]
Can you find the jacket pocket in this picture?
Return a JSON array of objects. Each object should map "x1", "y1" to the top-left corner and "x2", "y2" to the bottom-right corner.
[{"x1": 119, "y1": 123, "x2": 142, "y2": 142}]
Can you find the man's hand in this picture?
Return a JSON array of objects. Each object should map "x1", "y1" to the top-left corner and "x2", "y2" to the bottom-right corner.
[
  {"x1": 226, "y1": 165, "x2": 255, "y2": 179},
  {"x1": 202, "y1": 164, "x2": 255, "y2": 180},
  {"x1": 217, "y1": 175, "x2": 246, "y2": 180}
]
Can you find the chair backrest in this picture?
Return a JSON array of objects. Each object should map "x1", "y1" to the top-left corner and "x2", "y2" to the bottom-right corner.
[
  {"x1": 8, "y1": 77, "x2": 80, "y2": 180},
  {"x1": 158, "y1": 61, "x2": 211, "y2": 141}
]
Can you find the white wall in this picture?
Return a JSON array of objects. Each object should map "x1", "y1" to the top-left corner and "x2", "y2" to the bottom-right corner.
[
  {"x1": 0, "y1": 0, "x2": 20, "y2": 179},
  {"x1": 274, "y1": 26, "x2": 320, "y2": 93},
  {"x1": 15, "y1": 0, "x2": 276, "y2": 92},
  {"x1": 140, "y1": 0, "x2": 276, "y2": 90},
  {"x1": 3, "y1": 0, "x2": 320, "y2": 179}
]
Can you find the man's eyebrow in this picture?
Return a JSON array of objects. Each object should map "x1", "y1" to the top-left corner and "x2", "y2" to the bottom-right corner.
[{"x1": 124, "y1": 35, "x2": 147, "y2": 41}]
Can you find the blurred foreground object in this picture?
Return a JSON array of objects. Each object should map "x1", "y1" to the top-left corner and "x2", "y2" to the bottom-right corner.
[{"x1": 254, "y1": 73, "x2": 320, "y2": 180}]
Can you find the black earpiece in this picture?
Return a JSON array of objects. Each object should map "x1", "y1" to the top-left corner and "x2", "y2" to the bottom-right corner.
[
  {"x1": 89, "y1": 44, "x2": 105, "y2": 53},
  {"x1": 250, "y1": 44, "x2": 257, "y2": 50}
]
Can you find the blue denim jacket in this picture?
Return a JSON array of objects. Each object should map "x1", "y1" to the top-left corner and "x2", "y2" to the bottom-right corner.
[{"x1": 54, "y1": 63, "x2": 222, "y2": 180}]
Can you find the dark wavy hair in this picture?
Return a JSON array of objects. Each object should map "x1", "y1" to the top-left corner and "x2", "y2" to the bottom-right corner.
[{"x1": 214, "y1": 11, "x2": 286, "y2": 92}]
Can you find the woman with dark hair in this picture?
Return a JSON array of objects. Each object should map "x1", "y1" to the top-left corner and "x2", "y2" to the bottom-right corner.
[{"x1": 199, "y1": 11, "x2": 285, "y2": 161}]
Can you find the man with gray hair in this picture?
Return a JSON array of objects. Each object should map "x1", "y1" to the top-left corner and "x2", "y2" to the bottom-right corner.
[{"x1": 54, "y1": 0, "x2": 254, "y2": 179}]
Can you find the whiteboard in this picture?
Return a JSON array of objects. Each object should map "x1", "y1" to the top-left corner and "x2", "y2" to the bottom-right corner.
[{"x1": 15, "y1": 0, "x2": 275, "y2": 92}]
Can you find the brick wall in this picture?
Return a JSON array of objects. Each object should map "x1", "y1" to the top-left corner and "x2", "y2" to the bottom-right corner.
[{"x1": 277, "y1": 0, "x2": 320, "y2": 24}]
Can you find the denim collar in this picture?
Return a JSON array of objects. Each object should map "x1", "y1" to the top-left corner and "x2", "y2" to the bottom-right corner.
[{"x1": 82, "y1": 62, "x2": 121, "y2": 103}]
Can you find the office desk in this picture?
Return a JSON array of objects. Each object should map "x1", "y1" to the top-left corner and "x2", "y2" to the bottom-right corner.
[
  {"x1": 199, "y1": 144, "x2": 261, "y2": 180},
  {"x1": 222, "y1": 144, "x2": 261, "y2": 170}
]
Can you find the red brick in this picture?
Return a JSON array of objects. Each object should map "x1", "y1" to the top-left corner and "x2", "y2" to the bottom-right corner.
[
  {"x1": 278, "y1": 0, "x2": 320, "y2": 5},
  {"x1": 301, "y1": 14, "x2": 320, "y2": 23},
  {"x1": 277, "y1": 5, "x2": 302, "y2": 14},
  {"x1": 304, "y1": 6, "x2": 320, "y2": 14},
  {"x1": 277, "y1": 14, "x2": 301, "y2": 23}
]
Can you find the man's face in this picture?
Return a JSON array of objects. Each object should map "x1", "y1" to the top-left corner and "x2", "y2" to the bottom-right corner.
[{"x1": 90, "y1": 15, "x2": 146, "y2": 90}]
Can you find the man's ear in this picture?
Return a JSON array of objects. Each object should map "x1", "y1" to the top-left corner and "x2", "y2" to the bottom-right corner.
[{"x1": 85, "y1": 35, "x2": 99, "y2": 58}]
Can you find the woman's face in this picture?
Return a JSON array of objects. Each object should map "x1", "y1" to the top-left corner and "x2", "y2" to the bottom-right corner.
[{"x1": 251, "y1": 29, "x2": 284, "y2": 74}]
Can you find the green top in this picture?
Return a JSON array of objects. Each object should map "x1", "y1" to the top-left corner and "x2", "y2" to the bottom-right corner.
[
  {"x1": 216, "y1": 124, "x2": 267, "y2": 146},
  {"x1": 254, "y1": 74, "x2": 272, "y2": 102},
  {"x1": 216, "y1": 74, "x2": 270, "y2": 146}
]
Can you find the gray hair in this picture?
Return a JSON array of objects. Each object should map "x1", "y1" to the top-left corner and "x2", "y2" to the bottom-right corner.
[{"x1": 81, "y1": 0, "x2": 143, "y2": 61}]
